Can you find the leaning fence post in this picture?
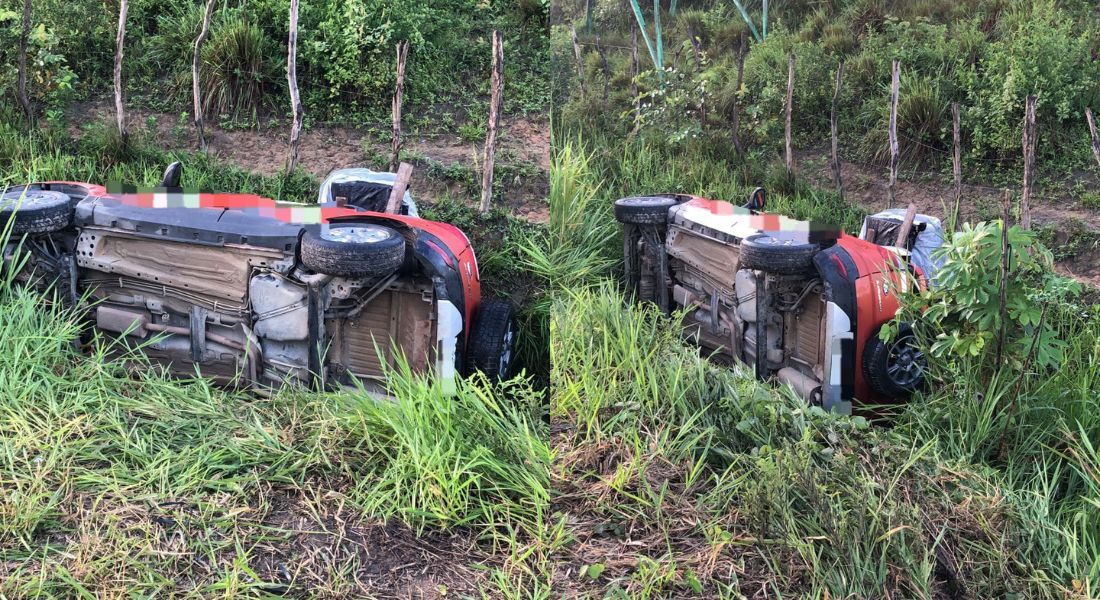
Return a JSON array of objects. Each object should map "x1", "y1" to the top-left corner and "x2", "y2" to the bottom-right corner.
[
  {"x1": 390, "y1": 41, "x2": 409, "y2": 172},
  {"x1": 1085, "y1": 108, "x2": 1100, "y2": 170},
  {"x1": 951, "y1": 102, "x2": 962, "y2": 230},
  {"x1": 731, "y1": 32, "x2": 746, "y2": 156},
  {"x1": 1021, "y1": 95, "x2": 1036, "y2": 231},
  {"x1": 830, "y1": 61, "x2": 844, "y2": 200},
  {"x1": 785, "y1": 53, "x2": 794, "y2": 176},
  {"x1": 386, "y1": 162, "x2": 413, "y2": 214},
  {"x1": 285, "y1": 0, "x2": 303, "y2": 176},
  {"x1": 571, "y1": 25, "x2": 586, "y2": 99},
  {"x1": 480, "y1": 30, "x2": 503, "y2": 214},
  {"x1": 192, "y1": 0, "x2": 215, "y2": 151},
  {"x1": 114, "y1": 0, "x2": 128, "y2": 138},
  {"x1": 887, "y1": 59, "x2": 900, "y2": 209},
  {"x1": 17, "y1": 0, "x2": 32, "y2": 122}
]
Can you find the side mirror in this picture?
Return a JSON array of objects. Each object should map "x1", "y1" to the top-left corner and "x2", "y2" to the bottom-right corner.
[
  {"x1": 160, "y1": 162, "x2": 182, "y2": 188},
  {"x1": 744, "y1": 187, "x2": 766, "y2": 212}
]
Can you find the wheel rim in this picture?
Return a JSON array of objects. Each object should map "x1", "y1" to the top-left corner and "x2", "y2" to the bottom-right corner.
[
  {"x1": 498, "y1": 320, "x2": 515, "y2": 378},
  {"x1": 885, "y1": 333, "x2": 925, "y2": 389},
  {"x1": 321, "y1": 225, "x2": 392, "y2": 244}
]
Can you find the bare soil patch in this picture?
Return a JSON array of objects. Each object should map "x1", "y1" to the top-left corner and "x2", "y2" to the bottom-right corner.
[
  {"x1": 3, "y1": 482, "x2": 496, "y2": 598},
  {"x1": 67, "y1": 99, "x2": 549, "y2": 224},
  {"x1": 796, "y1": 147, "x2": 1100, "y2": 288}
]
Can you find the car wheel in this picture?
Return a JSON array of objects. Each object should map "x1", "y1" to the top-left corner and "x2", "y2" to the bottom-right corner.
[
  {"x1": 738, "y1": 232, "x2": 821, "y2": 275},
  {"x1": 0, "y1": 190, "x2": 73, "y2": 235},
  {"x1": 613, "y1": 195, "x2": 679, "y2": 226},
  {"x1": 466, "y1": 299, "x2": 517, "y2": 380},
  {"x1": 863, "y1": 323, "x2": 926, "y2": 397},
  {"x1": 300, "y1": 223, "x2": 406, "y2": 277}
]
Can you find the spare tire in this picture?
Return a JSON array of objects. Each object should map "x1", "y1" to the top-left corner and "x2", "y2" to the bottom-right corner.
[
  {"x1": 300, "y1": 223, "x2": 406, "y2": 278},
  {"x1": 613, "y1": 195, "x2": 679, "y2": 225},
  {"x1": 863, "y1": 323, "x2": 926, "y2": 398},
  {"x1": 738, "y1": 232, "x2": 821, "y2": 275},
  {"x1": 0, "y1": 190, "x2": 72, "y2": 235}
]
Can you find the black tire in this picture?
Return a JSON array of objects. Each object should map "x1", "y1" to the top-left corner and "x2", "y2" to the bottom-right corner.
[
  {"x1": 738, "y1": 232, "x2": 821, "y2": 275},
  {"x1": 466, "y1": 299, "x2": 518, "y2": 380},
  {"x1": 863, "y1": 324, "x2": 926, "y2": 398},
  {"x1": 0, "y1": 190, "x2": 72, "y2": 235},
  {"x1": 613, "y1": 195, "x2": 679, "y2": 225},
  {"x1": 300, "y1": 223, "x2": 406, "y2": 277}
]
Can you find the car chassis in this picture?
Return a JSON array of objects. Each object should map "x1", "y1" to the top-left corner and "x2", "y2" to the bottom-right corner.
[
  {"x1": 0, "y1": 165, "x2": 517, "y2": 395},
  {"x1": 614, "y1": 190, "x2": 943, "y2": 414}
]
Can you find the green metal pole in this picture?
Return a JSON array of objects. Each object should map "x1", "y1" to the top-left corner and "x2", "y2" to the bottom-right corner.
[
  {"x1": 628, "y1": 0, "x2": 663, "y2": 80},
  {"x1": 654, "y1": 0, "x2": 663, "y2": 71},
  {"x1": 762, "y1": 0, "x2": 768, "y2": 39},
  {"x1": 729, "y1": 0, "x2": 761, "y2": 42},
  {"x1": 670, "y1": 0, "x2": 678, "y2": 16}
]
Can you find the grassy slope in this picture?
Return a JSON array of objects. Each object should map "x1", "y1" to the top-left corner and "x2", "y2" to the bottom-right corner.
[
  {"x1": 0, "y1": 117, "x2": 552, "y2": 597},
  {"x1": 547, "y1": 137, "x2": 1099, "y2": 598}
]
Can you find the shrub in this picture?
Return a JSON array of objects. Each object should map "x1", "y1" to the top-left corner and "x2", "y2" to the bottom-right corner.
[
  {"x1": 200, "y1": 16, "x2": 278, "y2": 122},
  {"x1": 890, "y1": 220, "x2": 1080, "y2": 380},
  {"x1": 958, "y1": 1, "x2": 1099, "y2": 157}
]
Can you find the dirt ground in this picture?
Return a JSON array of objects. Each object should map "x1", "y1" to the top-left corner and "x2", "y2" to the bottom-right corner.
[
  {"x1": 68, "y1": 99, "x2": 550, "y2": 224},
  {"x1": 796, "y1": 148, "x2": 1100, "y2": 288}
]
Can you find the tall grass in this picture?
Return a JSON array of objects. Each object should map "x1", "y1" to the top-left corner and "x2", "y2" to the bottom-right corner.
[
  {"x1": 0, "y1": 115, "x2": 550, "y2": 595},
  {"x1": 547, "y1": 129, "x2": 1098, "y2": 596}
]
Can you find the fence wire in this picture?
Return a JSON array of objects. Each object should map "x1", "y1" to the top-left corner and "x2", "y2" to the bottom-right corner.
[{"x1": 569, "y1": 34, "x2": 1097, "y2": 205}]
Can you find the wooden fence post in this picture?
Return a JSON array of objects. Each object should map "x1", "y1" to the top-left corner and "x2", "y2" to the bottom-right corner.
[
  {"x1": 595, "y1": 35, "x2": 610, "y2": 101},
  {"x1": 887, "y1": 59, "x2": 900, "y2": 209},
  {"x1": 480, "y1": 30, "x2": 503, "y2": 214},
  {"x1": 785, "y1": 53, "x2": 794, "y2": 176},
  {"x1": 285, "y1": 0, "x2": 303, "y2": 175},
  {"x1": 114, "y1": 0, "x2": 128, "y2": 138},
  {"x1": 192, "y1": 0, "x2": 215, "y2": 151},
  {"x1": 951, "y1": 102, "x2": 962, "y2": 229},
  {"x1": 631, "y1": 27, "x2": 640, "y2": 131},
  {"x1": 1021, "y1": 95, "x2": 1036, "y2": 231},
  {"x1": 994, "y1": 188, "x2": 1012, "y2": 370},
  {"x1": 830, "y1": 61, "x2": 844, "y2": 200},
  {"x1": 386, "y1": 162, "x2": 413, "y2": 214},
  {"x1": 731, "y1": 32, "x2": 746, "y2": 156},
  {"x1": 571, "y1": 25, "x2": 586, "y2": 99},
  {"x1": 17, "y1": 0, "x2": 31, "y2": 122},
  {"x1": 1085, "y1": 108, "x2": 1100, "y2": 170},
  {"x1": 390, "y1": 41, "x2": 409, "y2": 172}
]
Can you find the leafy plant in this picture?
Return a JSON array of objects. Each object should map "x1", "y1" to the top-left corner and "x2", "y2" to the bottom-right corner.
[{"x1": 890, "y1": 220, "x2": 1080, "y2": 379}]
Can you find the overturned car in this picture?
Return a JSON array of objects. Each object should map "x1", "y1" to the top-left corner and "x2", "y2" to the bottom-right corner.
[
  {"x1": 614, "y1": 190, "x2": 943, "y2": 414},
  {"x1": 0, "y1": 165, "x2": 517, "y2": 394}
]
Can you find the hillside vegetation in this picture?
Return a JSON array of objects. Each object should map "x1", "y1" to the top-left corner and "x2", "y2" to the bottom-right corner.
[
  {"x1": 548, "y1": 133, "x2": 1099, "y2": 597},
  {"x1": 1, "y1": 0, "x2": 549, "y2": 125},
  {"x1": 549, "y1": 0, "x2": 1100, "y2": 594}
]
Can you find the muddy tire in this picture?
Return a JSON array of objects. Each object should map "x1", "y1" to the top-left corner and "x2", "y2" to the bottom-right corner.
[
  {"x1": 613, "y1": 195, "x2": 679, "y2": 226},
  {"x1": 739, "y1": 232, "x2": 820, "y2": 275},
  {"x1": 300, "y1": 224, "x2": 406, "y2": 278},
  {"x1": 863, "y1": 324, "x2": 926, "y2": 398},
  {"x1": 466, "y1": 299, "x2": 517, "y2": 380},
  {"x1": 0, "y1": 190, "x2": 72, "y2": 235}
]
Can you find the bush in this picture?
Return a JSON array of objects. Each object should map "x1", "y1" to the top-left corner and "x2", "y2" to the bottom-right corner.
[
  {"x1": 200, "y1": 16, "x2": 279, "y2": 122},
  {"x1": 958, "y1": 1, "x2": 1099, "y2": 157}
]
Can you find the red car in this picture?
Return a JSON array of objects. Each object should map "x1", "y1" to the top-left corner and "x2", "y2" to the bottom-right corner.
[
  {"x1": 0, "y1": 164, "x2": 517, "y2": 394},
  {"x1": 614, "y1": 190, "x2": 938, "y2": 414}
]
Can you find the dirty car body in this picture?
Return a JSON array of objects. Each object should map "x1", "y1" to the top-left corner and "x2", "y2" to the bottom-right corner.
[
  {"x1": 615, "y1": 191, "x2": 940, "y2": 414},
  {"x1": 1, "y1": 167, "x2": 516, "y2": 394}
]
